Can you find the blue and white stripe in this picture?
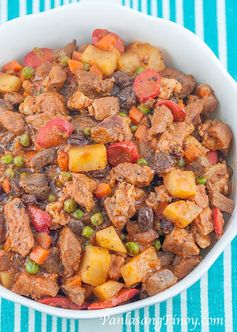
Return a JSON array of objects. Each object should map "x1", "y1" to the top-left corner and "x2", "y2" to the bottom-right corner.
[{"x1": 0, "y1": 0, "x2": 236, "y2": 331}]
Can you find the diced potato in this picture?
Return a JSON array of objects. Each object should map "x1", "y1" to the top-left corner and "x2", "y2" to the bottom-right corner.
[
  {"x1": 0, "y1": 271, "x2": 15, "y2": 289},
  {"x1": 93, "y1": 280, "x2": 124, "y2": 300},
  {"x1": 184, "y1": 136, "x2": 208, "y2": 162},
  {"x1": 0, "y1": 73, "x2": 22, "y2": 93},
  {"x1": 79, "y1": 245, "x2": 111, "y2": 286},
  {"x1": 96, "y1": 226, "x2": 127, "y2": 253},
  {"x1": 81, "y1": 45, "x2": 119, "y2": 76},
  {"x1": 68, "y1": 144, "x2": 107, "y2": 172},
  {"x1": 121, "y1": 247, "x2": 160, "y2": 286},
  {"x1": 118, "y1": 42, "x2": 165, "y2": 75},
  {"x1": 164, "y1": 169, "x2": 196, "y2": 199},
  {"x1": 163, "y1": 200, "x2": 202, "y2": 228}
]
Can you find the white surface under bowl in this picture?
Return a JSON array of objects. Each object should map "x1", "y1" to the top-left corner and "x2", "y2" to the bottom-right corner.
[{"x1": 0, "y1": 1, "x2": 236, "y2": 320}]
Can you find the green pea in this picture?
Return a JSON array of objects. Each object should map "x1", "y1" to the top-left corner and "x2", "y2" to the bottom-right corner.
[
  {"x1": 60, "y1": 171, "x2": 72, "y2": 182},
  {"x1": 72, "y1": 208, "x2": 84, "y2": 220},
  {"x1": 91, "y1": 212, "x2": 103, "y2": 226},
  {"x1": 13, "y1": 155, "x2": 25, "y2": 168},
  {"x1": 1, "y1": 154, "x2": 13, "y2": 165},
  {"x1": 131, "y1": 125, "x2": 138, "y2": 132},
  {"x1": 125, "y1": 242, "x2": 140, "y2": 256},
  {"x1": 138, "y1": 104, "x2": 150, "y2": 114},
  {"x1": 153, "y1": 239, "x2": 161, "y2": 251},
  {"x1": 19, "y1": 133, "x2": 31, "y2": 147},
  {"x1": 196, "y1": 176, "x2": 207, "y2": 185},
  {"x1": 22, "y1": 66, "x2": 35, "y2": 79},
  {"x1": 135, "y1": 67, "x2": 145, "y2": 75},
  {"x1": 177, "y1": 157, "x2": 186, "y2": 168},
  {"x1": 83, "y1": 63, "x2": 90, "y2": 71},
  {"x1": 119, "y1": 112, "x2": 127, "y2": 117},
  {"x1": 25, "y1": 259, "x2": 39, "y2": 274},
  {"x1": 60, "y1": 56, "x2": 69, "y2": 66},
  {"x1": 5, "y1": 168, "x2": 15, "y2": 178},
  {"x1": 137, "y1": 158, "x2": 148, "y2": 166},
  {"x1": 82, "y1": 226, "x2": 94, "y2": 238},
  {"x1": 64, "y1": 199, "x2": 77, "y2": 213},
  {"x1": 83, "y1": 127, "x2": 91, "y2": 136},
  {"x1": 48, "y1": 194, "x2": 56, "y2": 203}
]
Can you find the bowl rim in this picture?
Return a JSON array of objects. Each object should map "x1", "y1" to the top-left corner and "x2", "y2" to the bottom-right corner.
[{"x1": 0, "y1": 0, "x2": 237, "y2": 319}]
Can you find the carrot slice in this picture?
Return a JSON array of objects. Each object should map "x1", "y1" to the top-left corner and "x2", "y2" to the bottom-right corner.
[
  {"x1": 30, "y1": 246, "x2": 50, "y2": 265},
  {"x1": 68, "y1": 59, "x2": 84, "y2": 74},
  {"x1": 129, "y1": 106, "x2": 144, "y2": 125},
  {"x1": 95, "y1": 183, "x2": 112, "y2": 199},
  {"x1": 2, "y1": 60, "x2": 23, "y2": 73},
  {"x1": 57, "y1": 150, "x2": 69, "y2": 171}
]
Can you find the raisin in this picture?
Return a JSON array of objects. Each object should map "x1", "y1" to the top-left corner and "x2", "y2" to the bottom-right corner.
[{"x1": 138, "y1": 206, "x2": 154, "y2": 232}]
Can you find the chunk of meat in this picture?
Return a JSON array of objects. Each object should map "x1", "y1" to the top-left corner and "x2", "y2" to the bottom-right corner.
[
  {"x1": 163, "y1": 227, "x2": 200, "y2": 256},
  {"x1": 64, "y1": 174, "x2": 97, "y2": 212},
  {"x1": 157, "y1": 122, "x2": 194, "y2": 156},
  {"x1": 46, "y1": 200, "x2": 70, "y2": 229},
  {"x1": 108, "y1": 254, "x2": 125, "y2": 280},
  {"x1": 210, "y1": 191, "x2": 235, "y2": 214},
  {"x1": 71, "y1": 114, "x2": 98, "y2": 134},
  {"x1": 193, "y1": 207, "x2": 214, "y2": 235},
  {"x1": 146, "y1": 185, "x2": 172, "y2": 216},
  {"x1": 60, "y1": 73, "x2": 78, "y2": 101},
  {"x1": 104, "y1": 182, "x2": 145, "y2": 228},
  {"x1": 42, "y1": 64, "x2": 67, "y2": 90},
  {"x1": 57, "y1": 40, "x2": 76, "y2": 58},
  {"x1": 109, "y1": 162, "x2": 154, "y2": 188},
  {"x1": 67, "y1": 90, "x2": 93, "y2": 111},
  {"x1": 149, "y1": 152, "x2": 175, "y2": 175},
  {"x1": 191, "y1": 225, "x2": 211, "y2": 249},
  {"x1": 12, "y1": 272, "x2": 59, "y2": 300},
  {"x1": 157, "y1": 251, "x2": 174, "y2": 269},
  {"x1": 22, "y1": 92, "x2": 67, "y2": 130},
  {"x1": 158, "y1": 77, "x2": 182, "y2": 99},
  {"x1": 62, "y1": 277, "x2": 86, "y2": 306},
  {"x1": 91, "y1": 115, "x2": 132, "y2": 144},
  {"x1": 75, "y1": 69, "x2": 113, "y2": 98},
  {"x1": 160, "y1": 67, "x2": 196, "y2": 98},
  {"x1": 0, "y1": 250, "x2": 12, "y2": 271},
  {"x1": 4, "y1": 198, "x2": 34, "y2": 257},
  {"x1": 204, "y1": 163, "x2": 229, "y2": 195},
  {"x1": 171, "y1": 255, "x2": 201, "y2": 280},
  {"x1": 143, "y1": 269, "x2": 177, "y2": 296},
  {"x1": 19, "y1": 174, "x2": 50, "y2": 200},
  {"x1": 58, "y1": 227, "x2": 81, "y2": 277},
  {"x1": 0, "y1": 110, "x2": 25, "y2": 134},
  {"x1": 189, "y1": 184, "x2": 209, "y2": 209},
  {"x1": 126, "y1": 221, "x2": 158, "y2": 244},
  {"x1": 185, "y1": 99, "x2": 203, "y2": 125},
  {"x1": 88, "y1": 96, "x2": 119, "y2": 120},
  {"x1": 148, "y1": 105, "x2": 173, "y2": 136},
  {"x1": 30, "y1": 148, "x2": 56, "y2": 170},
  {"x1": 199, "y1": 120, "x2": 232, "y2": 152},
  {"x1": 42, "y1": 247, "x2": 63, "y2": 274},
  {"x1": 4, "y1": 92, "x2": 24, "y2": 105},
  {"x1": 186, "y1": 156, "x2": 211, "y2": 177},
  {"x1": 0, "y1": 215, "x2": 6, "y2": 244},
  {"x1": 195, "y1": 84, "x2": 218, "y2": 113}
]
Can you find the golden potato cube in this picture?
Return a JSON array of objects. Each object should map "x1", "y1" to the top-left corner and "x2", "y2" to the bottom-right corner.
[
  {"x1": 164, "y1": 169, "x2": 196, "y2": 199},
  {"x1": 121, "y1": 247, "x2": 160, "y2": 286},
  {"x1": 0, "y1": 271, "x2": 15, "y2": 289},
  {"x1": 0, "y1": 73, "x2": 22, "y2": 93},
  {"x1": 93, "y1": 280, "x2": 124, "y2": 301},
  {"x1": 80, "y1": 245, "x2": 111, "y2": 286},
  {"x1": 96, "y1": 226, "x2": 127, "y2": 253},
  {"x1": 68, "y1": 144, "x2": 107, "y2": 172},
  {"x1": 119, "y1": 42, "x2": 165, "y2": 75},
  {"x1": 163, "y1": 200, "x2": 202, "y2": 228},
  {"x1": 82, "y1": 45, "x2": 119, "y2": 76}
]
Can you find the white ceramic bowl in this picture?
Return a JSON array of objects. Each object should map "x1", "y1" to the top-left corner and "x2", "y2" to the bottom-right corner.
[{"x1": 0, "y1": 1, "x2": 236, "y2": 319}]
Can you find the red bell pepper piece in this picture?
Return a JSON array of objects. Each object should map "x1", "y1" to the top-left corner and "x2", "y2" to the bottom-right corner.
[
  {"x1": 92, "y1": 29, "x2": 124, "y2": 53},
  {"x1": 156, "y1": 99, "x2": 186, "y2": 122},
  {"x1": 28, "y1": 206, "x2": 52, "y2": 233},
  {"x1": 35, "y1": 118, "x2": 74, "y2": 148},
  {"x1": 207, "y1": 151, "x2": 218, "y2": 165},
  {"x1": 24, "y1": 48, "x2": 54, "y2": 68},
  {"x1": 133, "y1": 69, "x2": 161, "y2": 103},
  {"x1": 88, "y1": 288, "x2": 139, "y2": 310},
  {"x1": 38, "y1": 296, "x2": 88, "y2": 310},
  {"x1": 212, "y1": 207, "x2": 224, "y2": 238},
  {"x1": 107, "y1": 141, "x2": 139, "y2": 166}
]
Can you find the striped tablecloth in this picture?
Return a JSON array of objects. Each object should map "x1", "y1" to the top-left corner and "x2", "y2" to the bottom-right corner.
[{"x1": 0, "y1": 0, "x2": 236, "y2": 331}]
